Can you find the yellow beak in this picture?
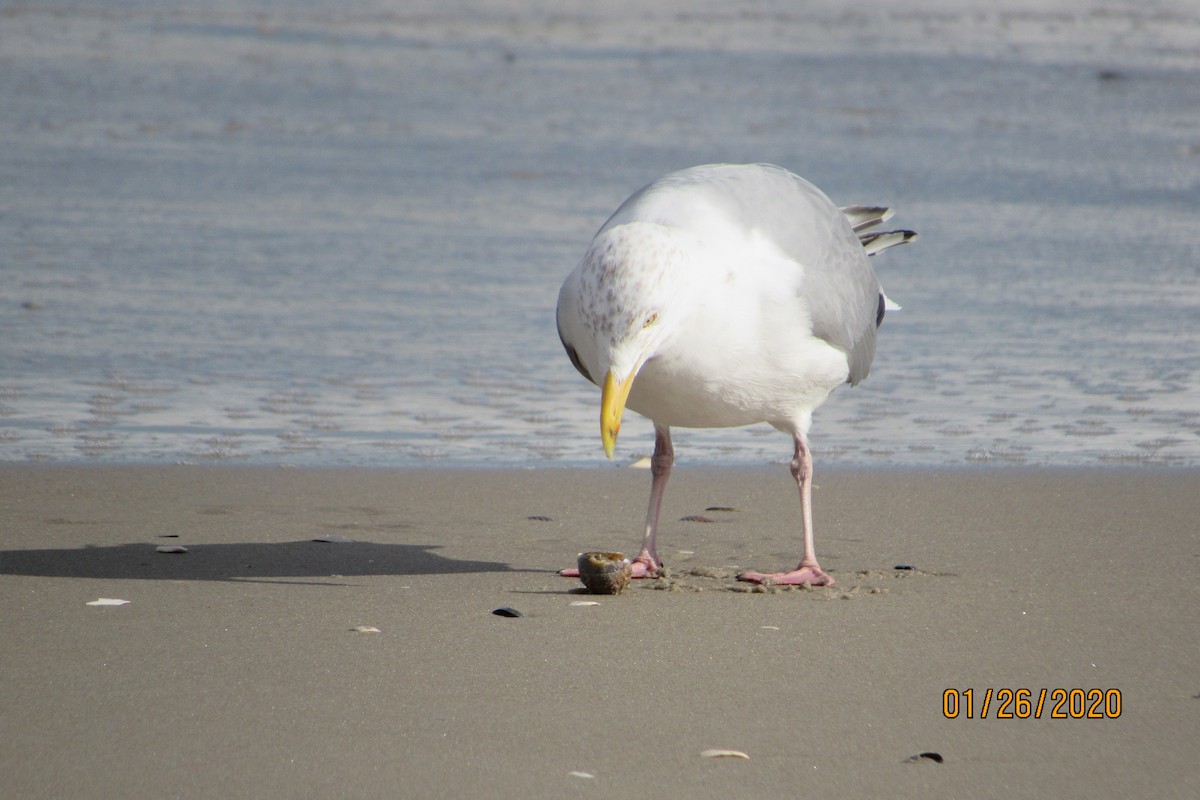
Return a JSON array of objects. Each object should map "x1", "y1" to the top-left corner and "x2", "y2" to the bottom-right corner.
[{"x1": 600, "y1": 369, "x2": 636, "y2": 459}]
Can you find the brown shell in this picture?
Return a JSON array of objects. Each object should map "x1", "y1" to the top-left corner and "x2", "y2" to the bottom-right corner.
[{"x1": 576, "y1": 551, "x2": 633, "y2": 595}]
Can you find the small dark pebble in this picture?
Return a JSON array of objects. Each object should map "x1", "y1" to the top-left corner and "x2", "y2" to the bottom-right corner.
[
  {"x1": 1097, "y1": 69, "x2": 1125, "y2": 81},
  {"x1": 905, "y1": 752, "x2": 944, "y2": 764},
  {"x1": 492, "y1": 607, "x2": 524, "y2": 618},
  {"x1": 704, "y1": 506, "x2": 739, "y2": 512},
  {"x1": 679, "y1": 515, "x2": 716, "y2": 523},
  {"x1": 526, "y1": 515, "x2": 553, "y2": 522},
  {"x1": 894, "y1": 564, "x2": 915, "y2": 571},
  {"x1": 22, "y1": 300, "x2": 44, "y2": 311}
]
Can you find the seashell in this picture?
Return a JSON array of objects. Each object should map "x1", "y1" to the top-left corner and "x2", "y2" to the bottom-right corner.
[
  {"x1": 86, "y1": 598, "x2": 130, "y2": 606},
  {"x1": 351, "y1": 625, "x2": 381, "y2": 633},
  {"x1": 704, "y1": 506, "x2": 739, "y2": 512},
  {"x1": 156, "y1": 544, "x2": 188, "y2": 554},
  {"x1": 569, "y1": 600, "x2": 600, "y2": 606},
  {"x1": 894, "y1": 564, "x2": 915, "y2": 571},
  {"x1": 700, "y1": 749, "x2": 749, "y2": 759},
  {"x1": 568, "y1": 771, "x2": 595, "y2": 779},
  {"x1": 492, "y1": 607, "x2": 524, "y2": 618},
  {"x1": 679, "y1": 514, "x2": 716, "y2": 523},
  {"x1": 904, "y1": 751, "x2": 944, "y2": 764},
  {"x1": 526, "y1": 515, "x2": 553, "y2": 522},
  {"x1": 576, "y1": 551, "x2": 633, "y2": 595}
]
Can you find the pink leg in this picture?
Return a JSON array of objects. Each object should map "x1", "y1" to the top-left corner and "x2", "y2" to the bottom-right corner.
[
  {"x1": 628, "y1": 424, "x2": 673, "y2": 575},
  {"x1": 561, "y1": 425, "x2": 673, "y2": 579},
  {"x1": 738, "y1": 431, "x2": 834, "y2": 587}
]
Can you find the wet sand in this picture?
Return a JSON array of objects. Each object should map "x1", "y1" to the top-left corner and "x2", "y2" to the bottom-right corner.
[{"x1": 1, "y1": 465, "x2": 1196, "y2": 798}]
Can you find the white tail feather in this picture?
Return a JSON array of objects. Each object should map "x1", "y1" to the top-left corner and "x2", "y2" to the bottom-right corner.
[
  {"x1": 860, "y1": 229, "x2": 918, "y2": 257},
  {"x1": 840, "y1": 204, "x2": 895, "y2": 232}
]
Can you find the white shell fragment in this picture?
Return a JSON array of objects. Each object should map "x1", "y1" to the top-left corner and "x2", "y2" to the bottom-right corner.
[
  {"x1": 156, "y1": 544, "x2": 188, "y2": 554},
  {"x1": 629, "y1": 457, "x2": 652, "y2": 469},
  {"x1": 86, "y1": 598, "x2": 130, "y2": 606},
  {"x1": 700, "y1": 749, "x2": 750, "y2": 760},
  {"x1": 568, "y1": 772, "x2": 595, "y2": 779},
  {"x1": 351, "y1": 626, "x2": 381, "y2": 633},
  {"x1": 569, "y1": 600, "x2": 601, "y2": 607},
  {"x1": 313, "y1": 535, "x2": 355, "y2": 543}
]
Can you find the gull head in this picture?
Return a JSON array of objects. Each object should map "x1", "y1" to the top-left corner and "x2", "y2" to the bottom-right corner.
[{"x1": 576, "y1": 222, "x2": 693, "y2": 457}]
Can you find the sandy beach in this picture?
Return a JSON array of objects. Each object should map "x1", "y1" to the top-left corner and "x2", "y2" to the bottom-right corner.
[{"x1": 1, "y1": 465, "x2": 1196, "y2": 798}]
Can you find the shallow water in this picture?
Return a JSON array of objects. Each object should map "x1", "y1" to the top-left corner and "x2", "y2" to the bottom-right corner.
[{"x1": 3, "y1": 1, "x2": 1199, "y2": 467}]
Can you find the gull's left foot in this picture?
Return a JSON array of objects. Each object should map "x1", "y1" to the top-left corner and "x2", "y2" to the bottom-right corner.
[{"x1": 736, "y1": 565, "x2": 833, "y2": 587}]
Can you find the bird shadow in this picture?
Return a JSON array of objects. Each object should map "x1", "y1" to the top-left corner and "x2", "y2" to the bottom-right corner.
[{"x1": 0, "y1": 538, "x2": 519, "y2": 584}]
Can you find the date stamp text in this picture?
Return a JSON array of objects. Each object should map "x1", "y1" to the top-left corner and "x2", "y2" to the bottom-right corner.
[{"x1": 943, "y1": 688, "x2": 1122, "y2": 719}]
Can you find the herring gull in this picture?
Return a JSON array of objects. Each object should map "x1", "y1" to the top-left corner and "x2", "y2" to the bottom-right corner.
[{"x1": 556, "y1": 163, "x2": 916, "y2": 586}]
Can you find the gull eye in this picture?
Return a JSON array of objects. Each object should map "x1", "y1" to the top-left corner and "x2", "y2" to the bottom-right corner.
[{"x1": 642, "y1": 312, "x2": 659, "y2": 329}]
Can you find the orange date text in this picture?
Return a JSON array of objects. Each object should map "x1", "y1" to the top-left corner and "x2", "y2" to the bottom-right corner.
[{"x1": 942, "y1": 688, "x2": 1121, "y2": 719}]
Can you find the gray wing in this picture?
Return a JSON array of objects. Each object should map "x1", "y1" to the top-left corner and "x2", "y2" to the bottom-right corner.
[{"x1": 721, "y1": 166, "x2": 886, "y2": 386}]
